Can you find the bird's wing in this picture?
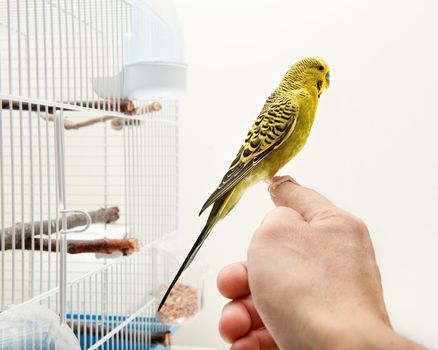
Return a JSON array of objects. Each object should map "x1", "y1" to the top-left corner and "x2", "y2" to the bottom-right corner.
[{"x1": 199, "y1": 94, "x2": 299, "y2": 215}]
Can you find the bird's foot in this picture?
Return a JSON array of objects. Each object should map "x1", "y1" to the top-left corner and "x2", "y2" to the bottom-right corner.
[{"x1": 267, "y1": 175, "x2": 299, "y2": 193}]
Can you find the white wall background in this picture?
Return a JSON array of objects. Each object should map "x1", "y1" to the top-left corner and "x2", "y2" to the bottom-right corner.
[{"x1": 173, "y1": 0, "x2": 438, "y2": 348}]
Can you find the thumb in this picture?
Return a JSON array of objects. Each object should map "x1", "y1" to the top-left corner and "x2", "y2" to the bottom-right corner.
[{"x1": 269, "y1": 180, "x2": 335, "y2": 223}]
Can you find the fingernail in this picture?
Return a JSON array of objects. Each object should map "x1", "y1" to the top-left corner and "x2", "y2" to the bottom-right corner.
[
  {"x1": 268, "y1": 187, "x2": 278, "y2": 198},
  {"x1": 290, "y1": 177, "x2": 300, "y2": 185}
]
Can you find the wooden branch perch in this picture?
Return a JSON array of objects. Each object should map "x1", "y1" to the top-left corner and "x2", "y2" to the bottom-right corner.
[
  {"x1": 67, "y1": 321, "x2": 171, "y2": 346},
  {"x1": 1, "y1": 99, "x2": 137, "y2": 115},
  {"x1": 63, "y1": 115, "x2": 115, "y2": 129},
  {"x1": 65, "y1": 237, "x2": 139, "y2": 255},
  {"x1": 36, "y1": 113, "x2": 145, "y2": 131},
  {"x1": 6, "y1": 237, "x2": 139, "y2": 255},
  {"x1": 72, "y1": 100, "x2": 138, "y2": 114},
  {"x1": 1, "y1": 207, "x2": 119, "y2": 250},
  {"x1": 2, "y1": 100, "x2": 162, "y2": 131}
]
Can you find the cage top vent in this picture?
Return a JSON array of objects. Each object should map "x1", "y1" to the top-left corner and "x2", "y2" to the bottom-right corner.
[{"x1": 92, "y1": 0, "x2": 186, "y2": 100}]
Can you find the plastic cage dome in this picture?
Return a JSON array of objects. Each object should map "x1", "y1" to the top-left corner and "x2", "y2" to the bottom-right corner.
[{"x1": 92, "y1": 0, "x2": 186, "y2": 100}]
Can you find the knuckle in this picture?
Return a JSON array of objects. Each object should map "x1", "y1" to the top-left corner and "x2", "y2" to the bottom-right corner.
[
  {"x1": 261, "y1": 207, "x2": 287, "y2": 229},
  {"x1": 257, "y1": 209, "x2": 288, "y2": 240},
  {"x1": 352, "y1": 217, "x2": 369, "y2": 236},
  {"x1": 257, "y1": 207, "x2": 307, "y2": 244},
  {"x1": 255, "y1": 222, "x2": 281, "y2": 241},
  {"x1": 337, "y1": 212, "x2": 369, "y2": 239},
  {"x1": 315, "y1": 209, "x2": 370, "y2": 242},
  {"x1": 311, "y1": 207, "x2": 339, "y2": 221}
]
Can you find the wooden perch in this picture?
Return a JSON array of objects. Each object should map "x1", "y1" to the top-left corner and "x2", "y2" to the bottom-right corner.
[
  {"x1": 1, "y1": 99, "x2": 137, "y2": 115},
  {"x1": 1, "y1": 207, "x2": 119, "y2": 250},
  {"x1": 110, "y1": 102, "x2": 162, "y2": 130},
  {"x1": 36, "y1": 113, "x2": 138, "y2": 131},
  {"x1": 2, "y1": 100, "x2": 162, "y2": 130},
  {"x1": 9, "y1": 237, "x2": 139, "y2": 255},
  {"x1": 65, "y1": 237, "x2": 139, "y2": 255},
  {"x1": 63, "y1": 115, "x2": 116, "y2": 129},
  {"x1": 67, "y1": 321, "x2": 171, "y2": 346},
  {"x1": 62, "y1": 101, "x2": 162, "y2": 130},
  {"x1": 71, "y1": 100, "x2": 138, "y2": 115}
]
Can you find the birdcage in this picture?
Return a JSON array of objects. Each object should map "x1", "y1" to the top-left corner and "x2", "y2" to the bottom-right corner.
[{"x1": 0, "y1": 0, "x2": 196, "y2": 348}]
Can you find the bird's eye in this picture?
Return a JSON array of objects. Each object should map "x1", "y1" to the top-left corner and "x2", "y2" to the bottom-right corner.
[
  {"x1": 317, "y1": 79, "x2": 323, "y2": 91},
  {"x1": 318, "y1": 65, "x2": 324, "y2": 71}
]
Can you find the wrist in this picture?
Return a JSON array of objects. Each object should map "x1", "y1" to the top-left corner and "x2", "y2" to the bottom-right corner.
[{"x1": 317, "y1": 315, "x2": 426, "y2": 350}]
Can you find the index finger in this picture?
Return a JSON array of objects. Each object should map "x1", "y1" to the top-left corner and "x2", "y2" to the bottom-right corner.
[
  {"x1": 269, "y1": 181, "x2": 336, "y2": 223},
  {"x1": 217, "y1": 262, "x2": 250, "y2": 299}
]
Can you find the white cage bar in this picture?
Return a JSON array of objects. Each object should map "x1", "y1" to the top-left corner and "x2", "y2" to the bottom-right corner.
[{"x1": 0, "y1": 0, "x2": 180, "y2": 348}]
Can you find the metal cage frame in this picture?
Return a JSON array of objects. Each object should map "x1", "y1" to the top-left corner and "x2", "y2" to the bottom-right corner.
[{"x1": 0, "y1": 1, "x2": 180, "y2": 348}]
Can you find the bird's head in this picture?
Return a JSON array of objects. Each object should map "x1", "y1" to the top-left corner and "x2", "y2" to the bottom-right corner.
[{"x1": 285, "y1": 57, "x2": 330, "y2": 98}]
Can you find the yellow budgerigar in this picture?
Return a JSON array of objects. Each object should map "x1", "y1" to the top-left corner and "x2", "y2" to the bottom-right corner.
[{"x1": 158, "y1": 57, "x2": 330, "y2": 311}]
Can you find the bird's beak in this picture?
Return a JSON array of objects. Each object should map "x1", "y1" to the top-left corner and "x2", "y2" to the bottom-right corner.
[{"x1": 325, "y1": 72, "x2": 330, "y2": 89}]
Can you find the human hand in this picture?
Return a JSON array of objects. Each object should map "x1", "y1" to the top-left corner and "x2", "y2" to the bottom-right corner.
[{"x1": 218, "y1": 181, "x2": 425, "y2": 349}]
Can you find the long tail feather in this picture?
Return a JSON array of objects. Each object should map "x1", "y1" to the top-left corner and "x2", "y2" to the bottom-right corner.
[
  {"x1": 158, "y1": 189, "x2": 238, "y2": 311},
  {"x1": 157, "y1": 222, "x2": 214, "y2": 311}
]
